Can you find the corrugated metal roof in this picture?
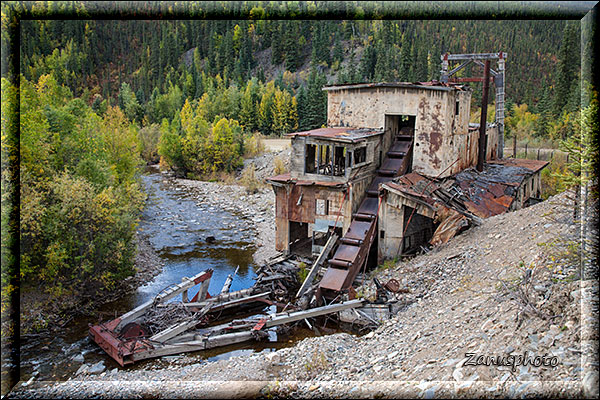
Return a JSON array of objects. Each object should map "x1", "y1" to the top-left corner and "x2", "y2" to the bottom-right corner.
[
  {"x1": 383, "y1": 159, "x2": 547, "y2": 220},
  {"x1": 488, "y1": 158, "x2": 549, "y2": 173},
  {"x1": 266, "y1": 173, "x2": 347, "y2": 188},
  {"x1": 285, "y1": 127, "x2": 383, "y2": 142}
]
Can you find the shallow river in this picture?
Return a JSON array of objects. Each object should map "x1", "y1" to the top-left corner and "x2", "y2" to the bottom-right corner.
[{"x1": 18, "y1": 169, "x2": 314, "y2": 384}]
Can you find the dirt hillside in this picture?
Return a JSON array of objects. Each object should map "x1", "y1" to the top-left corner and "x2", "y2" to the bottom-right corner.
[{"x1": 9, "y1": 188, "x2": 598, "y2": 399}]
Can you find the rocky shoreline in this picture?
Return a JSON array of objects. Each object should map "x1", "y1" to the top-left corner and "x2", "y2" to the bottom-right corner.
[
  {"x1": 9, "y1": 179, "x2": 598, "y2": 398},
  {"x1": 170, "y1": 175, "x2": 278, "y2": 267}
]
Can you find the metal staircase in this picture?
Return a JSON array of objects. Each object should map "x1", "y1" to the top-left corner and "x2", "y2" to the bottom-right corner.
[{"x1": 317, "y1": 129, "x2": 414, "y2": 301}]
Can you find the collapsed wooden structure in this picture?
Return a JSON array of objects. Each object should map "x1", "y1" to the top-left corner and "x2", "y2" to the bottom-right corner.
[{"x1": 89, "y1": 254, "x2": 388, "y2": 366}]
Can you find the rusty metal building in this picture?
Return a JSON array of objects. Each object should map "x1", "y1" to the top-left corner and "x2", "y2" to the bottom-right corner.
[
  {"x1": 378, "y1": 158, "x2": 548, "y2": 259},
  {"x1": 268, "y1": 81, "x2": 499, "y2": 256},
  {"x1": 267, "y1": 77, "x2": 546, "y2": 300}
]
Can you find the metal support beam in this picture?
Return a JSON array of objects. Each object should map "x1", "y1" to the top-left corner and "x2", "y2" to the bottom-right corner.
[
  {"x1": 441, "y1": 52, "x2": 506, "y2": 160},
  {"x1": 446, "y1": 53, "x2": 505, "y2": 60},
  {"x1": 473, "y1": 59, "x2": 498, "y2": 76},
  {"x1": 447, "y1": 59, "x2": 473, "y2": 77},
  {"x1": 477, "y1": 60, "x2": 491, "y2": 172}
]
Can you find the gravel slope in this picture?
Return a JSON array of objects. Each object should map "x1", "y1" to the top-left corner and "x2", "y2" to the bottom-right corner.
[{"x1": 9, "y1": 188, "x2": 598, "y2": 399}]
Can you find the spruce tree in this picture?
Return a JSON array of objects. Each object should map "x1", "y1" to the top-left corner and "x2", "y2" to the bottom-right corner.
[
  {"x1": 534, "y1": 86, "x2": 551, "y2": 138},
  {"x1": 553, "y1": 21, "x2": 580, "y2": 117},
  {"x1": 360, "y1": 42, "x2": 376, "y2": 81},
  {"x1": 398, "y1": 32, "x2": 411, "y2": 81},
  {"x1": 333, "y1": 34, "x2": 343, "y2": 64},
  {"x1": 296, "y1": 84, "x2": 308, "y2": 131}
]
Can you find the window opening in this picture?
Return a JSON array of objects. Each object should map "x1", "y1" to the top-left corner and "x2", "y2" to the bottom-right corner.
[
  {"x1": 354, "y1": 147, "x2": 367, "y2": 164},
  {"x1": 305, "y1": 144, "x2": 316, "y2": 173}
]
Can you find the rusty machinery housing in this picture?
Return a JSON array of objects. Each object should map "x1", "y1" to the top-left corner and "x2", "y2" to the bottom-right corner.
[{"x1": 267, "y1": 73, "x2": 547, "y2": 302}]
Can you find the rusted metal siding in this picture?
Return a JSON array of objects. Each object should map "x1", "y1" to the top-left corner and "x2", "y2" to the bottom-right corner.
[
  {"x1": 288, "y1": 184, "x2": 315, "y2": 223},
  {"x1": 274, "y1": 186, "x2": 289, "y2": 251}
]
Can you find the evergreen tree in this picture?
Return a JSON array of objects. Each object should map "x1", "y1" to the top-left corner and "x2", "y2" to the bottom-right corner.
[
  {"x1": 305, "y1": 67, "x2": 327, "y2": 129},
  {"x1": 296, "y1": 84, "x2": 308, "y2": 131},
  {"x1": 284, "y1": 21, "x2": 301, "y2": 72},
  {"x1": 398, "y1": 32, "x2": 411, "y2": 81},
  {"x1": 553, "y1": 21, "x2": 580, "y2": 117},
  {"x1": 271, "y1": 21, "x2": 284, "y2": 65},
  {"x1": 359, "y1": 41, "x2": 376, "y2": 81},
  {"x1": 332, "y1": 34, "x2": 343, "y2": 64},
  {"x1": 534, "y1": 86, "x2": 552, "y2": 137}
]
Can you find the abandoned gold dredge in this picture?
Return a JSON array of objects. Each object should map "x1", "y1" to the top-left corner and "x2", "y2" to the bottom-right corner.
[{"x1": 90, "y1": 52, "x2": 549, "y2": 365}]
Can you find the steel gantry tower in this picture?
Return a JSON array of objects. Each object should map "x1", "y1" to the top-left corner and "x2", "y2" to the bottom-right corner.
[{"x1": 441, "y1": 52, "x2": 506, "y2": 159}]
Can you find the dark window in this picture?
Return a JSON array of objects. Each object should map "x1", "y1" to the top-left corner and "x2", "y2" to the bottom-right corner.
[
  {"x1": 380, "y1": 230, "x2": 385, "y2": 239},
  {"x1": 455, "y1": 100, "x2": 460, "y2": 116},
  {"x1": 354, "y1": 147, "x2": 367, "y2": 164},
  {"x1": 333, "y1": 146, "x2": 346, "y2": 176},
  {"x1": 305, "y1": 144, "x2": 316, "y2": 173}
]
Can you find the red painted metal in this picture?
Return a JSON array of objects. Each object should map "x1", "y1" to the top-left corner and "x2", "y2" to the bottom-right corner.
[
  {"x1": 253, "y1": 318, "x2": 267, "y2": 331},
  {"x1": 384, "y1": 279, "x2": 400, "y2": 293},
  {"x1": 88, "y1": 321, "x2": 147, "y2": 367}
]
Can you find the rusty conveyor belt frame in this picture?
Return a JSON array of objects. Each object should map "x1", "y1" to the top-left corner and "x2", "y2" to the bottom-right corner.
[{"x1": 317, "y1": 131, "x2": 414, "y2": 301}]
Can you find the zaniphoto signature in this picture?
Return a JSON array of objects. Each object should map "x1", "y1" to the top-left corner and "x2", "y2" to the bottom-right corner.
[{"x1": 464, "y1": 352, "x2": 559, "y2": 372}]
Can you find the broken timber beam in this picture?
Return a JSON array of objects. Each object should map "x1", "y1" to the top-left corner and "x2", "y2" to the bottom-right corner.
[
  {"x1": 264, "y1": 299, "x2": 364, "y2": 328},
  {"x1": 169, "y1": 291, "x2": 272, "y2": 311},
  {"x1": 132, "y1": 331, "x2": 260, "y2": 361},
  {"x1": 115, "y1": 270, "x2": 212, "y2": 331},
  {"x1": 296, "y1": 233, "x2": 339, "y2": 299},
  {"x1": 149, "y1": 303, "x2": 213, "y2": 343}
]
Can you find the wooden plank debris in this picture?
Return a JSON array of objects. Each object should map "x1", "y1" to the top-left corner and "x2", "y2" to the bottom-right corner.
[
  {"x1": 296, "y1": 233, "x2": 338, "y2": 299},
  {"x1": 116, "y1": 270, "x2": 212, "y2": 331}
]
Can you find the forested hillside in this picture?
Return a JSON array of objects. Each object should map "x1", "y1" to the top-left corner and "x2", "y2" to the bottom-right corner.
[
  {"x1": 1, "y1": 1, "x2": 590, "y2": 334},
  {"x1": 17, "y1": 17, "x2": 580, "y2": 138}
]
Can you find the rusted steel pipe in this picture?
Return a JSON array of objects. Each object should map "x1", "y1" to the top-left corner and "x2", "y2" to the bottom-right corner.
[{"x1": 477, "y1": 60, "x2": 491, "y2": 172}]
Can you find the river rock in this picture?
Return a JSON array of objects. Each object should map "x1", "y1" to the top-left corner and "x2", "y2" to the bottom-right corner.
[
  {"x1": 87, "y1": 361, "x2": 105, "y2": 374},
  {"x1": 205, "y1": 236, "x2": 216, "y2": 243},
  {"x1": 71, "y1": 353, "x2": 85, "y2": 363},
  {"x1": 75, "y1": 364, "x2": 89, "y2": 375}
]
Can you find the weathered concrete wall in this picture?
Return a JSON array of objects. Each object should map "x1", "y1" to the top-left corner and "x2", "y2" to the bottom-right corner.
[
  {"x1": 289, "y1": 138, "x2": 305, "y2": 179},
  {"x1": 327, "y1": 86, "x2": 475, "y2": 178},
  {"x1": 378, "y1": 189, "x2": 436, "y2": 261}
]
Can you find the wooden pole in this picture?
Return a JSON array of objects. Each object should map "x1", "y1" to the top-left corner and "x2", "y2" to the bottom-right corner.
[{"x1": 477, "y1": 60, "x2": 490, "y2": 172}]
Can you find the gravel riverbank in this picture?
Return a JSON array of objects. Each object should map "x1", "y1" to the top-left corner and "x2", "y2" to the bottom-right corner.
[{"x1": 9, "y1": 180, "x2": 597, "y2": 398}]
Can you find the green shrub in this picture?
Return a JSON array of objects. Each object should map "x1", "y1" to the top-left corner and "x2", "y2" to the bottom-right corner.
[
  {"x1": 137, "y1": 124, "x2": 161, "y2": 163},
  {"x1": 240, "y1": 164, "x2": 261, "y2": 194}
]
